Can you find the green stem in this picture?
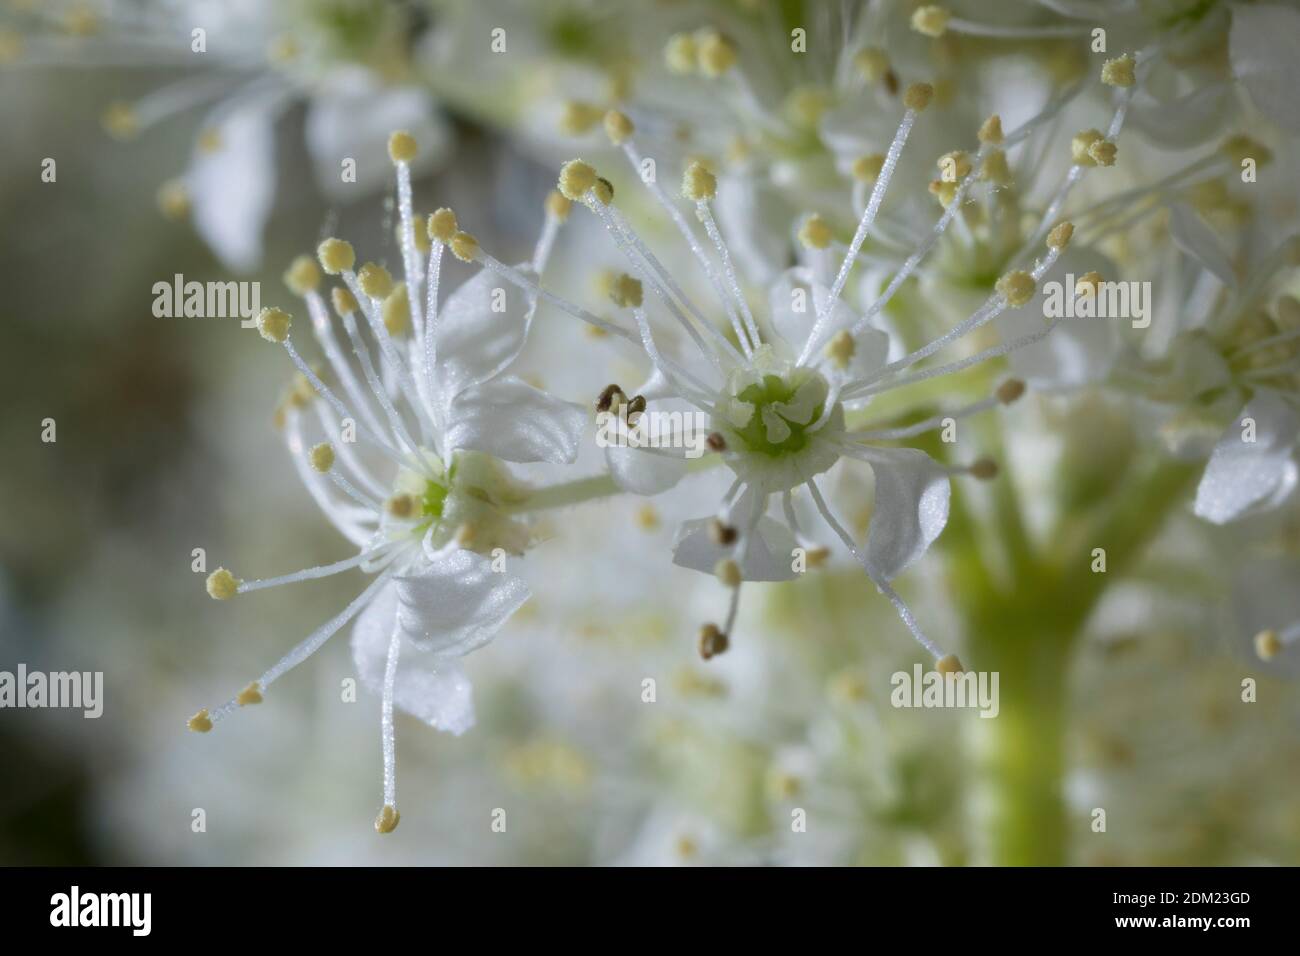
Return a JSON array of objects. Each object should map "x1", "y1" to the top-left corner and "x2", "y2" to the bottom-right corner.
[{"x1": 507, "y1": 456, "x2": 723, "y2": 514}]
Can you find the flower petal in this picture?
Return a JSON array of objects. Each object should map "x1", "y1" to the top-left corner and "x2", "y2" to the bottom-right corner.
[
  {"x1": 1230, "y1": 2, "x2": 1300, "y2": 133},
  {"x1": 351, "y1": 582, "x2": 476, "y2": 734},
  {"x1": 446, "y1": 375, "x2": 586, "y2": 464},
  {"x1": 604, "y1": 442, "x2": 689, "y2": 495},
  {"x1": 435, "y1": 266, "x2": 534, "y2": 403},
  {"x1": 672, "y1": 488, "x2": 798, "y2": 581},
  {"x1": 1194, "y1": 391, "x2": 1299, "y2": 523},
  {"x1": 840, "y1": 445, "x2": 950, "y2": 580},
  {"x1": 1169, "y1": 203, "x2": 1237, "y2": 289},
  {"x1": 393, "y1": 548, "x2": 530, "y2": 655},
  {"x1": 715, "y1": 176, "x2": 791, "y2": 286},
  {"x1": 188, "y1": 102, "x2": 276, "y2": 272}
]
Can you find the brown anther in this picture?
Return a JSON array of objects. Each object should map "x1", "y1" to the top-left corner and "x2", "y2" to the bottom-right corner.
[
  {"x1": 995, "y1": 378, "x2": 1026, "y2": 404},
  {"x1": 699, "y1": 624, "x2": 729, "y2": 660},
  {"x1": 706, "y1": 432, "x2": 727, "y2": 452},
  {"x1": 708, "y1": 518, "x2": 738, "y2": 546},
  {"x1": 596, "y1": 383, "x2": 626, "y2": 413},
  {"x1": 969, "y1": 457, "x2": 999, "y2": 480}
]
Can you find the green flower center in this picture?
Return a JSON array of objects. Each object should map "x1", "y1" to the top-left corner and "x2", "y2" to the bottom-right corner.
[{"x1": 733, "y1": 373, "x2": 825, "y2": 458}]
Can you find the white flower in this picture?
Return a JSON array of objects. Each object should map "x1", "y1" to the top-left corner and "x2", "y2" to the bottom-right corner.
[{"x1": 190, "y1": 132, "x2": 587, "y2": 833}]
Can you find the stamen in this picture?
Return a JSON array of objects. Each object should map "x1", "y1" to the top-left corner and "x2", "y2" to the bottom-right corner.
[
  {"x1": 379, "y1": 625, "x2": 401, "y2": 828},
  {"x1": 235, "y1": 548, "x2": 387, "y2": 594}
]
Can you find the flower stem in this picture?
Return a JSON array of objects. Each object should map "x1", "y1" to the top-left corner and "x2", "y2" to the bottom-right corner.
[{"x1": 508, "y1": 456, "x2": 722, "y2": 515}]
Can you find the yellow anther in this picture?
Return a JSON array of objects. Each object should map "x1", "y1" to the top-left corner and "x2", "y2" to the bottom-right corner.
[
  {"x1": 357, "y1": 262, "x2": 394, "y2": 299},
  {"x1": 664, "y1": 32, "x2": 697, "y2": 74},
  {"x1": 1071, "y1": 129, "x2": 1104, "y2": 166},
  {"x1": 187, "y1": 709, "x2": 213, "y2": 733},
  {"x1": 1222, "y1": 134, "x2": 1272, "y2": 167},
  {"x1": 317, "y1": 237, "x2": 356, "y2": 275},
  {"x1": 591, "y1": 177, "x2": 615, "y2": 205},
  {"x1": 978, "y1": 114, "x2": 1004, "y2": 145},
  {"x1": 682, "y1": 161, "x2": 717, "y2": 201},
  {"x1": 375, "y1": 805, "x2": 401, "y2": 834},
  {"x1": 1254, "y1": 629, "x2": 1282, "y2": 661},
  {"x1": 609, "y1": 273, "x2": 643, "y2": 309},
  {"x1": 559, "y1": 100, "x2": 603, "y2": 135},
  {"x1": 197, "y1": 127, "x2": 223, "y2": 154},
  {"x1": 928, "y1": 180, "x2": 958, "y2": 207},
  {"x1": 853, "y1": 47, "x2": 891, "y2": 84},
  {"x1": 825, "y1": 330, "x2": 855, "y2": 369},
  {"x1": 911, "y1": 5, "x2": 951, "y2": 37},
  {"x1": 331, "y1": 286, "x2": 358, "y2": 317},
  {"x1": 387, "y1": 130, "x2": 418, "y2": 164},
  {"x1": 283, "y1": 255, "x2": 321, "y2": 296},
  {"x1": 903, "y1": 82, "x2": 934, "y2": 111},
  {"x1": 156, "y1": 179, "x2": 190, "y2": 221},
  {"x1": 1047, "y1": 221, "x2": 1074, "y2": 250},
  {"x1": 236, "y1": 682, "x2": 263, "y2": 706},
  {"x1": 969, "y1": 457, "x2": 999, "y2": 480},
  {"x1": 1088, "y1": 139, "x2": 1117, "y2": 167},
  {"x1": 545, "y1": 190, "x2": 572, "y2": 222},
  {"x1": 936, "y1": 654, "x2": 964, "y2": 675},
  {"x1": 698, "y1": 623, "x2": 729, "y2": 659},
  {"x1": 1075, "y1": 271, "x2": 1103, "y2": 297},
  {"x1": 257, "y1": 307, "x2": 292, "y2": 343},
  {"x1": 449, "y1": 231, "x2": 480, "y2": 262},
  {"x1": 309, "y1": 442, "x2": 335, "y2": 472},
  {"x1": 382, "y1": 285, "x2": 410, "y2": 335},
  {"x1": 206, "y1": 568, "x2": 240, "y2": 600},
  {"x1": 852, "y1": 153, "x2": 886, "y2": 182},
  {"x1": 386, "y1": 494, "x2": 416, "y2": 519},
  {"x1": 798, "y1": 214, "x2": 833, "y2": 250},
  {"x1": 603, "y1": 109, "x2": 634, "y2": 145},
  {"x1": 996, "y1": 379, "x2": 1026, "y2": 404},
  {"x1": 786, "y1": 86, "x2": 831, "y2": 128},
  {"x1": 715, "y1": 558, "x2": 742, "y2": 588},
  {"x1": 634, "y1": 504, "x2": 660, "y2": 531},
  {"x1": 428, "y1": 207, "x2": 458, "y2": 243},
  {"x1": 979, "y1": 149, "x2": 1012, "y2": 185},
  {"x1": 558, "y1": 159, "x2": 598, "y2": 200},
  {"x1": 1101, "y1": 54, "x2": 1135, "y2": 88},
  {"x1": 101, "y1": 101, "x2": 138, "y2": 140},
  {"x1": 938, "y1": 150, "x2": 972, "y2": 182},
  {"x1": 695, "y1": 28, "x2": 737, "y2": 77},
  {"x1": 996, "y1": 270, "x2": 1036, "y2": 307}
]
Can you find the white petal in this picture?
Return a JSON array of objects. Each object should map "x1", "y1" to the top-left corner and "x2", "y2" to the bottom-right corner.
[
  {"x1": 715, "y1": 176, "x2": 791, "y2": 286},
  {"x1": 672, "y1": 488, "x2": 798, "y2": 582},
  {"x1": 188, "y1": 103, "x2": 276, "y2": 272},
  {"x1": 351, "y1": 583, "x2": 476, "y2": 734},
  {"x1": 446, "y1": 376, "x2": 586, "y2": 464},
  {"x1": 436, "y1": 266, "x2": 533, "y2": 403},
  {"x1": 1230, "y1": 2, "x2": 1300, "y2": 133},
  {"x1": 1169, "y1": 203, "x2": 1237, "y2": 289},
  {"x1": 1194, "y1": 392, "x2": 1300, "y2": 523},
  {"x1": 305, "y1": 73, "x2": 451, "y2": 201},
  {"x1": 604, "y1": 442, "x2": 688, "y2": 494},
  {"x1": 1127, "y1": 81, "x2": 1232, "y2": 148},
  {"x1": 392, "y1": 549, "x2": 530, "y2": 655},
  {"x1": 841, "y1": 445, "x2": 950, "y2": 580}
]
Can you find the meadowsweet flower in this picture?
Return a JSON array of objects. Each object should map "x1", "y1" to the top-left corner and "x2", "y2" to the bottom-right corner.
[
  {"x1": 191, "y1": 133, "x2": 587, "y2": 832},
  {"x1": 3, "y1": 0, "x2": 450, "y2": 269}
]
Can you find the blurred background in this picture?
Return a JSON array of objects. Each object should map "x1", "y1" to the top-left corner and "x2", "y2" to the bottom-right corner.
[{"x1": 3, "y1": 0, "x2": 1300, "y2": 866}]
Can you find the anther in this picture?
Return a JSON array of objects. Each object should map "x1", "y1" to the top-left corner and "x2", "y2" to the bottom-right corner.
[
  {"x1": 1088, "y1": 140, "x2": 1117, "y2": 167},
  {"x1": 357, "y1": 262, "x2": 394, "y2": 299},
  {"x1": 382, "y1": 286, "x2": 410, "y2": 335},
  {"x1": 187, "y1": 709, "x2": 213, "y2": 733},
  {"x1": 682, "y1": 161, "x2": 717, "y2": 201},
  {"x1": 708, "y1": 519, "x2": 738, "y2": 546},
  {"x1": 969, "y1": 457, "x2": 999, "y2": 480},
  {"x1": 156, "y1": 180, "x2": 190, "y2": 221},
  {"x1": 979, "y1": 149, "x2": 1011, "y2": 185},
  {"x1": 664, "y1": 33, "x2": 697, "y2": 74},
  {"x1": 596, "y1": 384, "x2": 627, "y2": 413},
  {"x1": 1222, "y1": 134, "x2": 1272, "y2": 167},
  {"x1": 609, "y1": 273, "x2": 643, "y2": 308},
  {"x1": 1100, "y1": 54, "x2": 1135, "y2": 88},
  {"x1": 604, "y1": 109, "x2": 634, "y2": 145},
  {"x1": 698, "y1": 623, "x2": 729, "y2": 659},
  {"x1": 695, "y1": 28, "x2": 737, "y2": 77},
  {"x1": 798, "y1": 214, "x2": 833, "y2": 250},
  {"x1": 852, "y1": 153, "x2": 886, "y2": 182},
  {"x1": 928, "y1": 180, "x2": 958, "y2": 207},
  {"x1": 317, "y1": 238, "x2": 356, "y2": 275},
  {"x1": 256, "y1": 306, "x2": 292, "y2": 343},
  {"x1": 938, "y1": 150, "x2": 972, "y2": 182},
  {"x1": 236, "y1": 682, "x2": 263, "y2": 706},
  {"x1": 283, "y1": 255, "x2": 321, "y2": 295},
  {"x1": 387, "y1": 130, "x2": 418, "y2": 164},
  {"x1": 545, "y1": 190, "x2": 572, "y2": 222},
  {"x1": 386, "y1": 494, "x2": 416, "y2": 519},
  {"x1": 978, "y1": 114, "x2": 1004, "y2": 145},
  {"x1": 996, "y1": 379, "x2": 1026, "y2": 404},
  {"x1": 1255, "y1": 629, "x2": 1281, "y2": 661},
  {"x1": 706, "y1": 432, "x2": 727, "y2": 452},
  {"x1": 1075, "y1": 271, "x2": 1103, "y2": 297},
  {"x1": 559, "y1": 100, "x2": 603, "y2": 135},
  {"x1": 331, "y1": 287, "x2": 358, "y2": 317},
  {"x1": 853, "y1": 48, "x2": 891, "y2": 85},
  {"x1": 558, "y1": 160, "x2": 598, "y2": 201},
  {"x1": 715, "y1": 559, "x2": 743, "y2": 588},
  {"x1": 911, "y1": 6, "x2": 951, "y2": 37},
  {"x1": 903, "y1": 82, "x2": 934, "y2": 112},
  {"x1": 935, "y1": 654, "x2": 964, "y2": 674},
  {"x1": 1047, "y1": 221, "x2": 1074, "y2": 250},
  {"x1": 625, "y1": 395, "x2": 647, "y2": 424},
  {"x1": 826, "y1": 329, "x2": 855, "y2": 369},
  {"x1": 375, "y1": 805, "x2": 401, "y2": 834},
  {"x1": 996, "y1": 271, "x2": 1036, "y2": 308},
  {"x1": 309, "y1": 442, "x2": 335, "y2": 472},
  {"x1": 206, "y1": 568, "x2": 240, "y2": 600},
  {"x1": 449, "y1": 231, "x2": 480, "y2": 262},
  {"x1": 428, "y1": 208, "x2": 458, "y2": 243},
  {"x1": 805, "y1": 547, "x2": 830, "y2": 569},
  {"x1": 592, "y1": 177, "x2": 615, "y2": 205},
  {"x1": 101, "y1": 102, "x2": 138, "y2": 140}
]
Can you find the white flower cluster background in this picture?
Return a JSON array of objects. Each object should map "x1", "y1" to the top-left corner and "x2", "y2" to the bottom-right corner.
[{"x1": 2, "y1": 0, "x2": 1300, "y2": 866}]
